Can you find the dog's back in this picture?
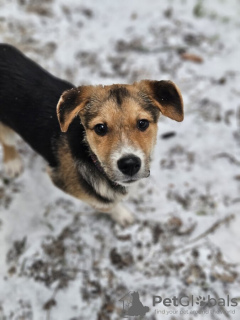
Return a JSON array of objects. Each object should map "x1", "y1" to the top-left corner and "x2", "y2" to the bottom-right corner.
[{"x1": 0, "y1": 44, "x2": 74, "y2": 166}]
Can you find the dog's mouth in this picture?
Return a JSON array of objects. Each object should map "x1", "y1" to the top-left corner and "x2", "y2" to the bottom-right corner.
[
  {"x1": 116, "y1": 179, "x2": 138, "y2": 186},
  {"x1": 122, "y1": 177, "x2": 142, "y2": 184},
  {"x1": 115, "y1": 170, "x2": 150, "y2": 186},
  {"x1": 123, "y1": 179, "x2": 137, "y2": 184}
]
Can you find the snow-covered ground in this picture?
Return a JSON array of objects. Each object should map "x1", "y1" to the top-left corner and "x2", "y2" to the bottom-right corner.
[{"x1": 0, "y1": 0, "x2": 240, "y2": 319}]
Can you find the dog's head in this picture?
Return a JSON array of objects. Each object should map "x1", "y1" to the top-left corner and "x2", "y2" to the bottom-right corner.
[
  {"x1": 57, "y1": 80, "x2": 183, "y2": 186},
  {"x1": 131, "y1": 291, "x2": 140, "y2": 299}
]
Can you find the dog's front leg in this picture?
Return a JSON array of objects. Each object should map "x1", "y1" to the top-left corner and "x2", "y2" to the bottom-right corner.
[{"x1": 97, "y1": 203, "x2": 134, "y2": 227}]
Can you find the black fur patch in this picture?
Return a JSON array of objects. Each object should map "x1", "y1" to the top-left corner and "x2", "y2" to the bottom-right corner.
[
  {"x1": 143, "y1": 103, "x2": 160, "y2": 122},
  {"x1": 137, "y1": 93, "x2": 160, "y2": 123},
  {"x1": 0, "y1": 43, "x2": 74, "y2": 167},
  {"x1": 151, "y1": 81, "x2": 182, "y2": 115},
  {"x1": 109, "y1": 87, "x2": 129, "y2": 106}
]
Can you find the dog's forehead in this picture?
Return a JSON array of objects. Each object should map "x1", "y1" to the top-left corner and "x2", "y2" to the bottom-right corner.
[
  {"x1": 91, "y1": 84, "x2": 139, "y2": 103},
  {"x1": 81, "y1": 84, "x2": 139, "y2": 112},
  {"x1": 79, "y1": 83, "x2": 159, "y2": 126},
  {"x1": 92, "y1": 84, "x2": 154, "y2": 114}
]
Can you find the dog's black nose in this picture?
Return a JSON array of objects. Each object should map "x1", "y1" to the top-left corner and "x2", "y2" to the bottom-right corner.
[{"x1": 117, "y1": 155, "x2": 141, "y2": 176}]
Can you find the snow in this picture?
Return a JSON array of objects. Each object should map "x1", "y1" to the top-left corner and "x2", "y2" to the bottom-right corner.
[{"x1": 0, "y1": 0, "x2": 240, "y2": 319}]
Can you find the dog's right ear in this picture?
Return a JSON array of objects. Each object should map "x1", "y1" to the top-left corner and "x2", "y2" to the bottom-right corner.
[{"x1": 57, "y1": 86, "x2": 91, "y2": 132}]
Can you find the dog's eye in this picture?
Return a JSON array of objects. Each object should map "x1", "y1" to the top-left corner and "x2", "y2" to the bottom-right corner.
[
  {"x1": 137, "y1": 119, "x2": 149, "y2": 131},
  {"x1": 94, "y1": 123, "x2": 108, "y2": 136}
]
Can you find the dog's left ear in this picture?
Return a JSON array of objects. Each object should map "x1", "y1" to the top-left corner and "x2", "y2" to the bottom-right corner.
[
  {"x1": 138, "y1": 80, "x2": 184, "y2": 122},
  {"x1": 57, "y1": 86, "x2": 91, "y2": 132}
]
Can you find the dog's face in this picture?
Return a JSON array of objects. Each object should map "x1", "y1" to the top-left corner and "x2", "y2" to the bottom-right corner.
[{"x1": 57, "y1": 80, "x2": 183, "y2": 186}]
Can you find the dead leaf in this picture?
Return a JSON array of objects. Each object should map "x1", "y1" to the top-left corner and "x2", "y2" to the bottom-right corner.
[{"x1": 181, "y1": 53, "x2": 203, "y2": 63}]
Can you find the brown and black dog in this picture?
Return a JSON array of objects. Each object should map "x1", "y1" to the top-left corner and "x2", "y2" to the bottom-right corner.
[{"x1": 0, "y1": 44, "x2": 184, "y2": 226}]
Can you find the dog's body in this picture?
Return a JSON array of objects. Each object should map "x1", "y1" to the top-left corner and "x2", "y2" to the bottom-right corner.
[{"x1": 0, "y1": 44, "x2": 183, "y2": 225}]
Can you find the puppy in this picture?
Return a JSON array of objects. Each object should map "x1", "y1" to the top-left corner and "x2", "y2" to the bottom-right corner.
[{"x1": 0, "y1": 44, "x2": 184, "y2": 226}]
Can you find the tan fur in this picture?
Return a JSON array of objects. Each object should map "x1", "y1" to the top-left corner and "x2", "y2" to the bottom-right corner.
[
  {"x1": 49, "y1": 137, "x2": 90, "y2": 201},
  {"x1": 0, "y1": 122, "x2": 23, "y2": 177},
  {"x1": 0, "y1": 122, "x2": 20, "y2": 164},
  {"x1": 0, "y1": 122, "x2": 17, "y2": 146},
  {"x1": 2, "y1": 144, "x2": 19, "y2": 163}
]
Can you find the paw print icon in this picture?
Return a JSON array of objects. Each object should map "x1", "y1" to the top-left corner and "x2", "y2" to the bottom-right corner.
[{"x1": 196, "y1": 296, "x2": 207, "y2": 307}]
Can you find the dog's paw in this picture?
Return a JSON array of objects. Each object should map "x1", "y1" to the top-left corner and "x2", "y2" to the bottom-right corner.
[
  {"x1": 4, "y1": 157, "x2": 23, "y2": 178},
  {"x1": 111, "y1": 204, "x2": 134, "y2": 227}
]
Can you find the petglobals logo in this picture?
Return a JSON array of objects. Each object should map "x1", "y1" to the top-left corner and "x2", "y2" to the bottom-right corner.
[
  {"x1": 119, "y1": 292, "x2": 238, "y2": 318},
  {"x1": 153, "y1": 295, "x2": 238, "y2": 308}
]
